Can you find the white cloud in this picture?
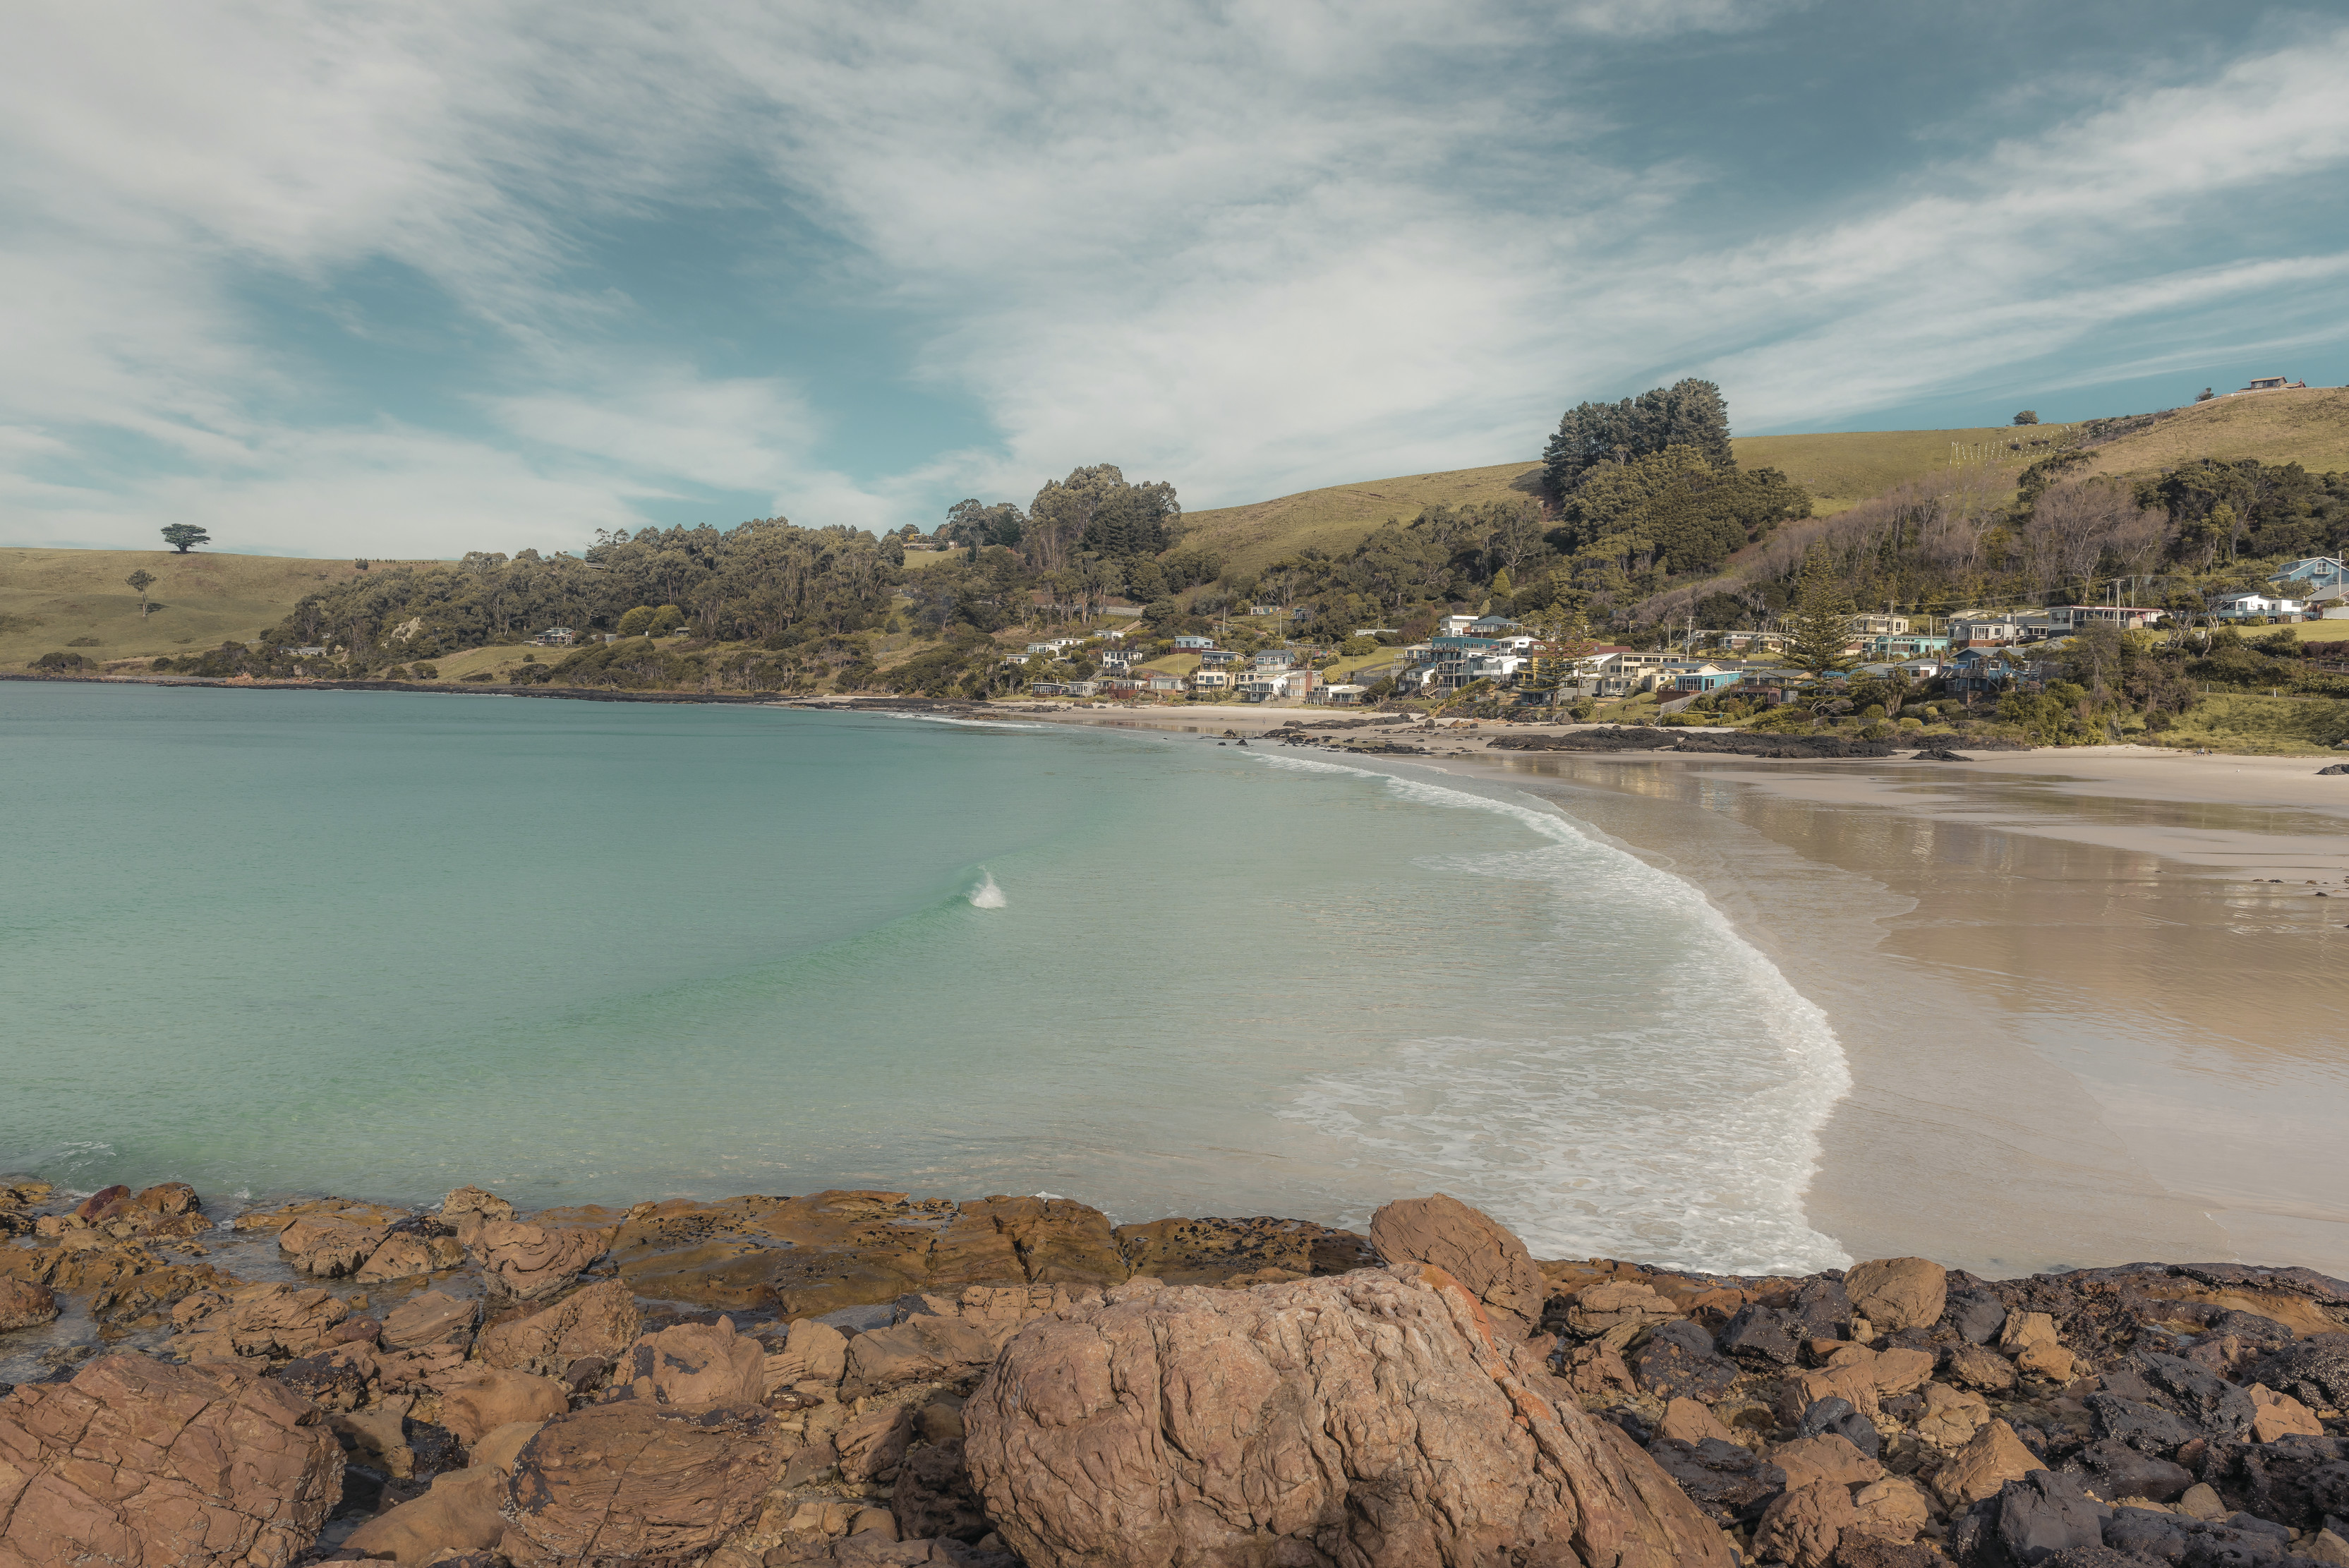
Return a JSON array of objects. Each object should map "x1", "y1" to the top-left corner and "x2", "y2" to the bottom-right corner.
[{"x1": 0, "y1": 4, "x2": 2343, "y2": 555}]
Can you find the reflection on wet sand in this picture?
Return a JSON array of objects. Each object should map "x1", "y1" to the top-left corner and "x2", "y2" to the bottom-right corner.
[{"x1": 1471, "y1": 752, "x2": 2349, "y2": 1279}]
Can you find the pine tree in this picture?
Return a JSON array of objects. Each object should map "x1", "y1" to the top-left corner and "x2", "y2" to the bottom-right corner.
[{"x1": 1782, "y1": 545, "x2": 1856, "y2": 677}]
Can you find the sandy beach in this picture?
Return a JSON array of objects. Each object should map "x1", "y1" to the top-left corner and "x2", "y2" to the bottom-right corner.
[{"x1": 990, "y1": 701, "x2": 2349, "y2": 1278}]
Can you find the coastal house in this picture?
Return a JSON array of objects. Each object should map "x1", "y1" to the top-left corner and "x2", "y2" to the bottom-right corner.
[
  {"x1": 1198, "y1": 648, "x2": 1244, "y2": 668},
  {"x1": 1434, "y1": 614, "x2": 1480, "y2": 637},
  {"x1": 1025, "y1": 637, "x2": 1086, "y2": 656},
  {"x1": 1468, "y1": 615, "x2": 1521, "y2": 636},
  {"x1": 534, "y1": 627, "x2": 576, "y2": 646},
  {"x1": 1950, "y1": 613, "x2": 2018, "y2": 648},
  {"x1": 2276, "y1": 557, "x2": 2346, "y2": 593},
  {"x1": 1190, "y1": 669, "x2": 1233, "y2": 692},
  {"x1": 2241, "y1": 376, "x2": 2305, "y2": 392},
  {"x1": 1669, "y1": 665, "x2": 1743, "y2": 694},
  {"x1": 1097, "y1": 675, "x2": 1145, "y2": 697},
  {"x1": 1147, "y1": 672, "x2": 1187, "y2": 694},
  {"x1": 2211, "y1": 591, "x2": 2306, "y2": 622},
  {"x1": 1849, "y1": 613, "x2": 1910, "y2": 637},
  {"x1": 1252, "y1": 649, "x2": 1298, "y2": 669},
  {"x1": 2048, "y1": 605, "x2": 2165, "y2": 632},
  {"x1": 1173, "y1": 634, "x2": 1214, "y2": 651},
  {"x1": 1704, "y1": 629, "x2": 1788, "y2": 654},
  {"x1": 289, "y1": 645, "x2": 327, "y2": 657},
  {"x1": 1308, "y1": 683, "x2": 1369, "y2": 706}
]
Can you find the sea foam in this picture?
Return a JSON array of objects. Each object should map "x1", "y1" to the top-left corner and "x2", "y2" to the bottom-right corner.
[{"x1": 1253, "y1": 752, "x2": 1852, "y2": 1274}]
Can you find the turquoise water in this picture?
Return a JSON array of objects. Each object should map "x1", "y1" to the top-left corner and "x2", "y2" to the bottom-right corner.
[{"x1": 1, "y1": 683, "x2": 1849, "y2": 1273}]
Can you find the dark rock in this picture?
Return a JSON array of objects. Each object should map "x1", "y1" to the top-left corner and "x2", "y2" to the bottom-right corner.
[
  {"x1": 1834, "y1": 1543, "x2": 1953, "y2": 1568},
  {"x1": 2102, "y1": 1504, "x2": 2189, "y2": 1562},
  {"x1": 1801, "y1": 1396, "x2": 1883, "y2": 1459},
  {"x1": 1949, "y1": 1289, "x2": 2012, "y2": 1346},
  {"x1": 405, "y1": 1420, "x2": 462, "y2": 1476},
  {"x1": 1721, "y1": 1301, "x2": 1801, "y2": 1366},
  {"x1": 1997, "y1": 1471, "x2": 2111, "y2": 1565},
  {"x1": 2063, "y1": 1437, "x2": 2194, "y2": 1502},
  {"x1": 2036, "y1": 1550, "x2": 2145, "y2": 1568},
  {"x1": 2252, "y1": 1335, "x2": 2349, "y2": 1413},
  {"x1": 2204, "y1": 1312, "x2": 2296, "y2": 1348},
  {"x1": 1647, "y1": 1436, "x2": 1789, "y2": 1526},
  {"x1": 1792, "y1": 1277, "x2": 1854, "y2": 1339},
  {"x1": 2091, "y1": 1395, "x2": 2202, "y2": 1456},
  {"x1": 893, "y1": 1438, "x2": 991, "y2": 1545},
  {"x1": 2131, "y1": 1355, "x2": 2256, "y2": 1443},
  {"x1": 274, "y1": 1352, "x2": 370, "y2": 1413},
  {"x1": 2213, "y1": 1435, "x2": 2349, "y2": 1532},
  {"x1": 1636, "y1": 1318, "x2": 1741, "y2": 1399}
]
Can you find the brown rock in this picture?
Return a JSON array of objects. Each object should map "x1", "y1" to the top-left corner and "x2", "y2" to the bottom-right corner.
[
  {"x1": 167, "y1": 1281, "x2": 351, "y2": 1364},
  {"x1": 1772, "y1": 1433, "x2": 1885, "y2": 1490},
  {"x1": 235, "y1": 1195, "x2": 406, "y2": 1235},
  {"x1": 1754, "y1": 1479, "x2": 1859, "y2": 1568},
  {"x1": 1998, "y1": 1310, "x2": 2059, "y2": 1353},
  {"x1": 1367, "y1": 1192, "x2": 1547, "y2": 1339},
  {"x1": 277, "y1": 1214, "x2": 394, "y2": 1277},
  {"x1": 1560, "y1": 1339, "x2": 1641, "y2": 1403},
  {"x1": 439, "y1": 1185, "x2": 517, "y2": 1246},
  {"x1": 356, "y1": 1231, "x2": 466, "y2": 1283},
  {"x1": 0, "y1": 1353, "x2": 342, "y2": 1567},
  {"x1": 1849, "y1": 1476, "x2": 1932, "y2": 1545},
  {"x1": 1843, "y1": 1258, "x2": 1947, "y2": 1334},
  {"x1": 1785, "y1": 1358, "x2": 1882, "y2": 1421},
  {"x1": 470, "y1": 1219, "x2": 605, "y2": 1301},
  {"x1": 0, "y1": 1277, "x2": 58, "y2": 1332},
  {"x1": 943, "y1": 1195, "x2": 1128, "y2": 1286},
  {"x1": 764, "y1": 1317, "x2": 851, "y2": 1395},
  {"x1": 476, "y1": 1278, "x2": 641, "y2": 1375},
  {"x1": 1929, "y1": 1417, "x2": 2038, "y2": 1507},
  {"x1": 504, "y1": 1401, "x2": 780, "y2": 1563},
  {"x1": 331, "y1": 1394, "x2": 415, "y2": 1479},
  {"x1": 1661, "y1": 1397, "x2": 1737, "y2": 1445},
  {"x1": 380, "y1": 1289, "x2": 481, "y2": 1352},
  {"x1": 612, "y1": 1192, "x2": 940, "y2": 1313},
  {"x1": 1943, "y1": 1339, "x2": 2019, "y2": 1392},
  {"x1": 469, "y1": 1418, "x2": 545, "y2": 1475},
  {"x1": 2014, "y1": 1339, "x2": 2078, "y2": 1382},
  {"x1": 628, "y1": 1317, "x2": 766, "y2": 1408},
  {"x1": 842, "y1": 1312, "x2": 1003, "y2": 1399},
  {"x1": 1871, "y1": 1346, "x2": 1936, "y2": 1397},
  {"x1": 2248, "y1": 1381, "x2": 2324, "y2": 1441},
  {"x1": 1913, "y1": 1381, "x2": 1989, "y2": 1449},
  {"x1": 1565, "y1": 1279, "x2": 1679, "y2": 1344},
  {"x1": 838, "y1": 1404, "x2": 917, "y2": 1485},
  {"x1": 1109, "y1": 1215, "x2": 1376, "y2": 1285},
  {"x1": 435, "y1": 1368, "x2": 569, "y2": 1447},
  {"x1": 342, "y1": 1465, "x2": 506, "y2": 1564},
  {"x1": 964, "y1": 1263, "x2": 1734, "y2": 1568}
]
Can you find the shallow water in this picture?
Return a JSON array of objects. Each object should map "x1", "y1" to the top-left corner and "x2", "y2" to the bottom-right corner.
[{"x1": 1, "y1": 685, "x2": 1852, "y2": 1277}]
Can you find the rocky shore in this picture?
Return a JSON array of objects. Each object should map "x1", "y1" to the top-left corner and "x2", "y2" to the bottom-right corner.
[{"x1": 4, "y1": 1178, "x2": 2346, "y2": 1568}]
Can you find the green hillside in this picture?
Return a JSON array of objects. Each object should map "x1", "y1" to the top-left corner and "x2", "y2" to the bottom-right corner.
[
  {"x1": 2079, "y1": 386, "x2": 2349, "y2": 481},
  {"x1": 1732, "y1": 426, "x2": 2033, "y2": 514},
  {"x1": 1176, "y1": 462, "x2": 1541, "y2": 574},
  {"x1": 0, "y1": 548, "x2": 392, "y2": 671}
]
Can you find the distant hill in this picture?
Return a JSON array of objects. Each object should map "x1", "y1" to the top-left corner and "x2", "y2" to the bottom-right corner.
[
  {"x1": 0, "y1": 548, "x2": 391, "y2": 670},
  {"x1": 2077, "y1": 385, "x2": 2349, "y2": 481}
]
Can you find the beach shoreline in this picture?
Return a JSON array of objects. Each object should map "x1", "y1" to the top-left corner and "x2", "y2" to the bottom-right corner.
[{"x1": 998, "y1": 701, "x2": 2349, "y2": 1279}]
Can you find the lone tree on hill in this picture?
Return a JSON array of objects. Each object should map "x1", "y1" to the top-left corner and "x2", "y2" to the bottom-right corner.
[
  {"x1": 125, "y1": 569, "x2": 156, "y2": 617},
  {"x1": 1782, "y1": 544, "x2": 1856, "y2": 677},
  {"x1": 159, "y1": 523, "x2": 209, "y2": 553},
  {"x1": 2012, "y1": 410, "x2": 2040, "y2": 426}
]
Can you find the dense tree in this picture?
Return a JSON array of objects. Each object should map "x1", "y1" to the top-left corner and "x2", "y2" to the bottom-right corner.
[
  {"x1": 159, "y1": 524, "x2": 208, "y2": 553},
  {"x1": 2013, "y1": 411, "x2": 2039, "y2": 426},
  {"x1": 1023, "y1": 465, "x2": 1180, "y2": 570},
  {"x1": 1781, "y1": 545, "x2": 1856, "y2": 677},
  {"x1": 126, "y1": 569, "x2": 156, "y2": 617},
  {"x1": 944, "y1": 499, "x2": 1026, "y2": 553},
  {"x1": 1541, "y1": 378, "x2": 1734, "y2": 497}
]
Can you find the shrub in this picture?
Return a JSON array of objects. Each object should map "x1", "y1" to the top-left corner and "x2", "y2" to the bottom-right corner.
[
  {"x1": 66, "y1": 636, "x2": 101, "y2": 647},
  {"x1": 411, "y1": 663, "x2": 438, "y2": 680},
  {"x1": 31, "y1": 651, "x2": 89, "y2": 670},
  {"x1": 1897, "y1": 716, "x2": 1924, "y2": 730},
  {"x1": 1861, "y1": 703, "x2": 1886, "y2": 721},
  {"x1": 1860, "y1": 721, "x2": 1893, "y2": 741},
  {"x1": 461, "y1": 670, "x2": 494, "y2": 682}
]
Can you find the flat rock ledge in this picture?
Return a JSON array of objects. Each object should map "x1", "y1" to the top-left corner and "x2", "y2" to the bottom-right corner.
[{"x1": 4, "y1": 1175, "x2": 2346, "y2": 1568}]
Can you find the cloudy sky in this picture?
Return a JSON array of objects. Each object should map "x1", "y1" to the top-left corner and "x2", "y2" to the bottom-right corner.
[{"x1": 4, "y1": 3, "x2": 2345, "y2": 557}]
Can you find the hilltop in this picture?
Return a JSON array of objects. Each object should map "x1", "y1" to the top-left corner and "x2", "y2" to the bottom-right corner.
[
  {"x1": 2078, "y1": 385, "x2": 2349, "y2": 481},
  {"x1": 0, "y1": 548, "x2": 397, "y2": 669}
]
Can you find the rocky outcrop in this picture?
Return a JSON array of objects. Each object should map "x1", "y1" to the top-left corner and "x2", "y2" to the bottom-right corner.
[
  {"x1": 964, "y1": 1265, "x2": 1734, "y2": 1567},
  {"x1": 1109, "y1": 1214, "x2": 1377, "y2": 1286},
  {"x1": 626, "y1": 1316, "x2": 766, "y2": 1407},
  {"x1": 0, "y1": 1277, "x2": 57, "y2": 1333},
  {"x1": 1846, "y1": 1257, "x2": 1948, "y2": 1334},
  {"x1": 503, "y1": 1400, "x2": 781, "y2": 1564},
  {"x1": 0, "y1": 1353, "x2": 342, "y2": 1567},
  {"x1": 166, "y1": 1281, "x2": 351, "y2": 1365},
  {"x1": 379, "y1": 1287, "x2": 479, "y2": 1352},
  {"x1": 1367, "y1": 1190, "x2": 1547, "y2": 1338},
  {"x1": 476, "y1": 1277, "x2": 640, "y2": 1374},
  {"x1": 470, "y1": 1218, "x2": 607, "y2": 1300}
]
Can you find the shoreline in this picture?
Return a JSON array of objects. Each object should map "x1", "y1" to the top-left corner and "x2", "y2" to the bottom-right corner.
[{"x1": 1003, "y1": 703, "x2": 2349, "y2": 1278}]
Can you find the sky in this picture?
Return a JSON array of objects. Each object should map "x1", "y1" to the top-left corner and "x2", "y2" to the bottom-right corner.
[{"x1": 3, "y1": 2, "x2": 2345, "y2": 559}]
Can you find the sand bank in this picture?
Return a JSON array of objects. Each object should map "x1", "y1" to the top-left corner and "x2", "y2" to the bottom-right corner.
[{"x1": 999, "y1": 704, "x2": 2349, "y2": 1277}]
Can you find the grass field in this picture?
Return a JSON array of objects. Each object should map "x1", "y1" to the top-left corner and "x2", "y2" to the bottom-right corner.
[
  {"x1": 2155, "y1": 691, "x2": 2349, "y2": 754},
  {"x1": 1732, "y1": 426, "x2": 2029, "y2": 514},
  {"x1": 2079, "y1": 387, "x2": 2349, "y2": 481},
  {"x1": 0, "y1": 548, "x2": 389, "y2": 673}
]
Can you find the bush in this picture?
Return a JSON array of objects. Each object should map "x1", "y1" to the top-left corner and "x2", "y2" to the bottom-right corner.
[
  {"x1": 411, "y1": 663, "x2": 438, "y2": 680},
  {"x1": 1897, "y1": 716, "x2": 1924, "y2": 730},
  {"x1": 1659, "y1": 711, "x2": 1696, "y2": 726},
  {"x1": 1860, "y1": 721, "x2": 1893, "y2": 741},
  {"x1": 31, "y1": 651, "x2": 89, "y2": 670},
  {"x1": 1861, "y1": 703, "x2": 1886, "y2": 721},
  {"x1": 461, "y1": 670, "x2": 494, "y2": 682}
]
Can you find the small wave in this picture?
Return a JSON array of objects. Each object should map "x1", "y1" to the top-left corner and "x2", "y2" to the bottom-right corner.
[{"x1": 968, "y1": 872, "x2": 1009, "y2": 909}]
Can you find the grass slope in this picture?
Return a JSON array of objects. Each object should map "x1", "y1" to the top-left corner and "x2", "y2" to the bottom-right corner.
[
  {"x1": 2079, "y1": 386, "x2": 2349, "y2": 481},
  {"x1": 0, "y1": 548, "x2": 392, "y2": 672},
  {"x1": 1732, "y1": 426, "x2": 2027, "y2": 515}
]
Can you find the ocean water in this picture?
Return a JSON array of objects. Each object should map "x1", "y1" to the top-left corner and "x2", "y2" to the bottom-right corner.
[{"x1": 1, "y1": 683, "x2": 1850, "y2": 1274}]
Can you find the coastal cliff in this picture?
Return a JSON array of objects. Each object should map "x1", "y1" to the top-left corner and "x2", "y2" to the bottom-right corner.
[{"x1": 3, "y1": 1178, "x2": 2345, "y2": 1567}]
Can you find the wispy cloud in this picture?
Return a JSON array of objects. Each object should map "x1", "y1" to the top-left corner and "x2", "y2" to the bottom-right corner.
[{"x1": 0, "y1": 4, "x2": 2341, "y2": 555}]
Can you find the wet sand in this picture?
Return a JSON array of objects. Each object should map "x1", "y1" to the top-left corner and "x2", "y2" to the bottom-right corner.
[{"x1": 1000, "y1": 704, "x2": 2349, "y2": 1277}]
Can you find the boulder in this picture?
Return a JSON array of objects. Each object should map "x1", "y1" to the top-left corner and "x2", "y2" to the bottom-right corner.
[
  {"x1": 1773, "y1": 1433, "x2": 1884, "y2": 1490},
  {"x1": 764, "y1": 1317, "x2": 851, "y2": 1395},
  {"x1": 1945, "y1": 1339, "x2": 2020, "y2": 1392},
  {"x1": 476, "y1": 1278, "x2": 640, "y2": 1375},
  {"x1": 838, "y1": 1404, "x2": 917, "y2": 1486},
  {"x1": 1753, "y1": 1479, "x2": 1859, "y2": 1568},
  {"x1": 1845, "y1": 1258, "x2": 1948, "y2": 1334},
  {"x1": 1849, "y1": 1476, "x2": 1932, "y2": 1545},
  {"x1": 2060, "y1": 1438, "x2": 2192, "y2": 1504},
  {"x1": 1634, "y1": 1319, "x2": 1739, "y2": 1400},
  {"x1": 331, "y1": 1393, "x2": 416, "y2": 1480},
  {"x1": 1933, "y1": 1418, "x2": 2041, "y2": 1507},
  {"x1": 842, "y1": 1311, "x2": 1001, "y2": 1399},
  {"x1": 355, "y1": 1231, "x2": 466, "y2": 1283},
  {"x1": 1564, "y1": 1279, "x2": 1679, "y2": 1344},
  {"x1": 340, "y1": 1465, "x2": 507, "y2": 1565},
  {"x1": 2087, "y1": 1394, "x2": 2198, "y2": 1456},
  {"x1": 166, "y1": 1281, "x2": 351, "y2": 1365},
  {"x1": 1871, "y1": 1347, "x2": 1936, "y2": 1397},
  {"x1": 439, "y1": 1185, "x2": 517, "y2": 1246},
  {"x1": 1718, "y1": 1301, "x2": 1801, "y2": 1366},
  {"x1": 1366, "y1": 1194, "x2": 1547, "y2": 1339},
  {"x1": 380, "y1": 1289, "x2": 480, "y2": 1352},
  {"x1": 2253, "y1": 1333, "x2": 2349, "y2": 1413},
  {"x1": 503, "y1": 1400, "x2": 780, "y2": 1564},
  {"x1": 893, "y1": 1437, "x2": 990, "y2": 1545},
  {"x1": 1109, "y1": 1215, "x2": 1376, "y2": 1285},
  {"x1": 435, "y1": 1368, "x2": 569, "y2": 1447},
  {"x1": 627, "y1": 1317, "x2": 765, "y2": 1408},
  {"x1": 611, "y1": 1191, "x2": 939, "y2": 1312},
  {"x1": 277, "y1": 1214, "x2": 394, "y2": 1277},
  {"x1": 1992, "y1": 1471, "x2": 2108, "y2": 1564},
  {"x1": 469, "y1": 1219, "x2": 605, "y2": 1300},
  {"x1": 1945, "y1": 1287, "x2": 2008, "y2": 1346},
  {"x1": 0, "y1": 1353, "x2": 342, "y2": 1567},
  {"x1": 1786, "y1": 1359, "x2": 1883, "y2": 1421},
  {"x1": 964, "y1": 1264, "x2": 1735, "y2": 1568},
  {"x1": 0, "y1": 1277, "x2": 58, "y2": 1333},
  {"x1": 2248, "y1": 1381, "x2": 2325, "y2": 1441},
  {"x1": 1660, "y1": 1397, "x2": 1737, "y2": 1446},
  {"x1": 1645, "y1": 1437, "x2": 1785, "y2": 1527}
]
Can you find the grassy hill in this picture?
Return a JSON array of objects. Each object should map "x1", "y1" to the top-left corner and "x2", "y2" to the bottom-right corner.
[
  {"x1": 2078, "y1": 386, "x2": 2349, "y2": 481},
  {"x1": 1732, "y1": 426, "x2": 2032, "y2": 514},
  {"x1": 0, "y1": 548, "x2": 391, "y2": 671}
]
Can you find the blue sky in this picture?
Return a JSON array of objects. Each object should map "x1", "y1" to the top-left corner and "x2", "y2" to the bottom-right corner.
[{"x1": 3, "y1": 2, "x2": 2345, "y2": 558}]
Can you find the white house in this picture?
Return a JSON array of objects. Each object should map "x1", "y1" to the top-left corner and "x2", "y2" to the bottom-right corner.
[
  {"x1": 1025, "y1": 637, "x2": 1085, "y2": 656},
  {"x1": 1950, "y1": 613, "x2": 2018, "y2": 647},
  {"x1": 2211, "y1": 591, "x2": 2306, "y2": 622},
  {"x1": 1190, "y1": 669, "x2": 1233, "y2": 692}
]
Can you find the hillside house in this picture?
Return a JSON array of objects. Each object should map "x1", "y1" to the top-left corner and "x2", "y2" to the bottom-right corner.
[
  {"x1": 533, "y1": 627, "x2": 576, "y2": 647},
  {"x1": 1849, "y1": 614, "x2": 1910, "y2": 637},
  {"x1": 1173, "y1": 634, "x2": 1214, "y2": 651},
  {"x1": 2242, "y1": 376, "x2": 2305, "y2": 392},
  {"x1": 1252, "y1": 649, "x2": 1298, "y2": 669},
  {"x1": 1190, "y1": 669, "x2": 1233, "y2": 692},
  {"x1": 1950, "y1": 613, "x2": 2018, "y2": 648},
  {"x1": 2212, "y1": 591, "x2": 2306, "y2": 622},
  {"x1": 2277, "y1": 557, "x2": 2345, "y2": 592},
  {"x1": 1198, "y1": 648, "x2": 1244, "y2": 668},
  {"x1": 1147, "y1": 672, "x2": 1187, "y2": 694}
]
